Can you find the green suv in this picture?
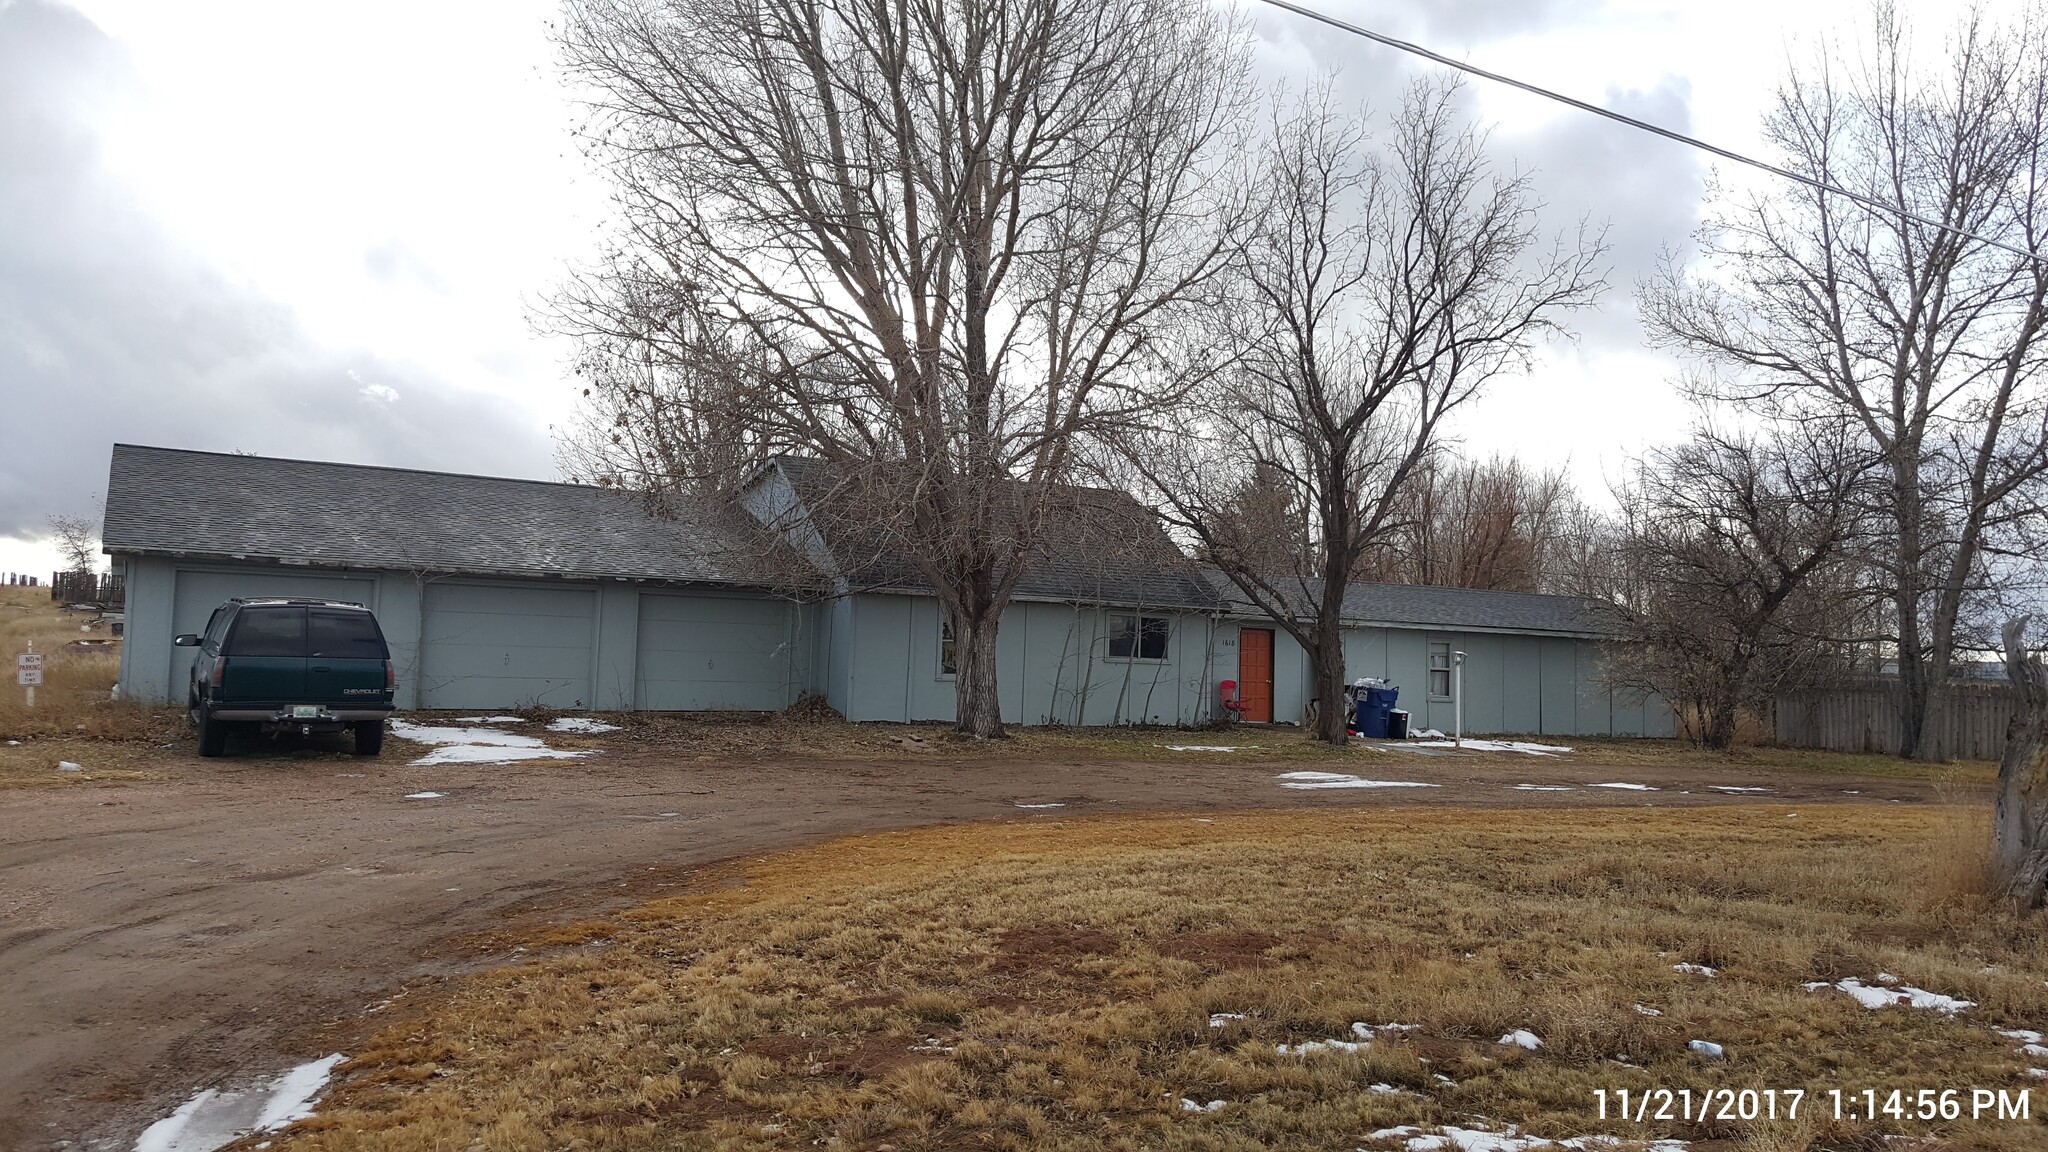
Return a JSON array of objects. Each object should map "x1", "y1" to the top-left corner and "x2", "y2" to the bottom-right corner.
[{"x1": 175, "y1": 598, "x2": 396, "y2": 757}]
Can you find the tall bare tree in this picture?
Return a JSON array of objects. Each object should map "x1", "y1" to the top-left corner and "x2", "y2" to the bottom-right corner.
[
  {"x1": 1642, "y1": 3, "x2": 2048, "y2": 759},
  {"x1": 553, "y1": 0, "x2": 1253, "y2": 737},
  {"x1": 1357, "y1": 454, "x2": 1578, "y2": 592},
  {"x1": 45, "y1": 514, "x2": 97, "y2": 577},
  {"x1": 1602, "y1": 425, "x2": 1872, "y2": 749},
  {"x1": 1123, "y1": 80, "x2": 1605, "y2": 743}
]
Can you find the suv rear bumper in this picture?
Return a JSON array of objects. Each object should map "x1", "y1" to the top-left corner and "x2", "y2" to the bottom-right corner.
[{"x1": 208, "y1": 706, "x2": 395, "y2": 723}]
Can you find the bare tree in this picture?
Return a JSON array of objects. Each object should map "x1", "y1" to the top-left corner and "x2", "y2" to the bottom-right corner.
[
  {"x1": 1642, "y1": 3, "x2": 2048, "y2": 759},
  {"x1": 45, "y1": 514, "x2": 97, "y2": 577},
  {"x1": 1602, "y1": 425, "x2": 1872, "y2": 749},
  {"x1": 1123, "y1": 79, "x2": 1604, "y2": 743},
  {"x1": 1358, "y1": 454, "x2": 1578, "y2": 592},
  {"x1": 553, "y1": 0, "x2": 1254, "y2": 737},
  {"x1": 1996, "y1": 615, "x2": 2048, "y2": 907}
]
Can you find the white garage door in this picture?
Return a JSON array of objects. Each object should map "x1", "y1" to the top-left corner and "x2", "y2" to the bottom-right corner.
[
  {"x1": 168, "y1": 568, "x2": 378, "y2": 704},
  {"x1": 635, "y1": 593, "x2": 793, "y2": 711},
  {"x1": 419, "y1": 583, "x2": 595, "y2": 709}
]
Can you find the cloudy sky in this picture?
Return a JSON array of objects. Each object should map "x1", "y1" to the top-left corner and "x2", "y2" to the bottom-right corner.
[{"x1": 0, "y1": 0, "x2": 1994, "y2": 576}]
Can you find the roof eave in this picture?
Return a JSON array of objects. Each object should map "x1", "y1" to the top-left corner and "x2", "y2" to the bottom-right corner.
[{"x1": 102, "y1": 545, "x2": 822, "y2": 596}]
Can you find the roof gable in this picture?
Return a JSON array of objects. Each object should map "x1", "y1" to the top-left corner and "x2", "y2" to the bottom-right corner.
[{"x1": 758, "y1": 457, "x2": 1224, "y2": 611}]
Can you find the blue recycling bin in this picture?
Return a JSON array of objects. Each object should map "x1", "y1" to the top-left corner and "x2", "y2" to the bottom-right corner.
[{"x1": 1354, "y1": 685, "x2": 1400, "y2": 738}]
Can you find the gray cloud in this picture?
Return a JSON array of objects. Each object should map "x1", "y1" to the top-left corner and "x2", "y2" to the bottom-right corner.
[
  {"x1": 1499, "y1": 77, "x2": 1707, "y2": 347},
  {"x1": 0, "y1": 0, "x2": 558, "y2": 540}
]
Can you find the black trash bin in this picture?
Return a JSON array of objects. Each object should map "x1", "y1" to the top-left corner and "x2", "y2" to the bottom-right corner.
[{"x1": 1386, "y1": 708, "x2": 1410, "y2": 739}]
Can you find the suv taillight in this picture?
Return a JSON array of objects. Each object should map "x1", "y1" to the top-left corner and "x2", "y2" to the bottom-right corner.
[
  {"x1": 211, "y1": 656, "x2": 227, "y2": 687},
  {"x1": 384, "y1": 659, "x2": 395, "y2": 692}
]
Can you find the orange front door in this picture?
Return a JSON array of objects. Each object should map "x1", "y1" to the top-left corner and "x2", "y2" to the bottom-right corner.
[{"x1": 1239, "y1": 628, "x2": 1274, "y2": 723}]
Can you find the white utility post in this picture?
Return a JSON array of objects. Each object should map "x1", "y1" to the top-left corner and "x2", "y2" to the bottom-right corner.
[
  {"x1": 17, "y1": 641, "x2": 41, "y2": 708},
  {"x1": 1452, "y1": 650, "x2": 1466, "y2": 747}
]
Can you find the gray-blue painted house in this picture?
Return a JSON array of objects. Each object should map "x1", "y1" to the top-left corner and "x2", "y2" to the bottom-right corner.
[{"x1": 102, "y1": 445, "x2": 1671, "y2": 736}]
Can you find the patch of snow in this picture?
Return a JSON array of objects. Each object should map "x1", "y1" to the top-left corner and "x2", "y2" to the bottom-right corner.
[
  {"x1": 1708, "y1": 786, "x2": 1774, "y2": 793},
  {"x1": 133, "y1": 1054, "x2": 345, "y2": 1152},
  {"x1": 1208, "y1": 1013, "x2": 1246, "y2": 1028},
  {"x1": 1015, "y1": 802, "x2": 1065, "y2": 809},
  {"x1": 1592, "y1": 782, "x2": 1658, "y2": 791},
  {"x1": 1498, "y1": 1029, "x2": 1543, "y2": 1050},
  {"x1": 1277, "y1": 1037, "x2": 1366, "y2": 1055},
  {"x1": 57, "y1": 761, "x2": 82, "y2": 772},
  {"x1": 1276, "y1": 771, "x2": 1441, "y2": 790},
  {"x1": 1163, "y1": 745, "x2": 1241, "y2": 752},
  {"x1": 2029, "y1": 1068, "x2": 2047, "y2": 1078},
  {"x1": 1672, "y1": 963, "x2": 1719, "y2": 977},
  {"x1": 2026, "y1": 1044, "x2": 2048, "y2": 1060},
  {"x1": 1407, "y1": 739, "x2": 1574, "y2": 756},
  {"x1": 404, "y1": 792, "x2": 444, "y2": 800},
  {"x1": 1997, "y1": 1028, "x2": 2043, "y2": 1044},
  {"x1": 1365, "y1": 1124, "x2": 1690, "y2": 1152},
  {"x1": 4, "y1": 739, "x2": 19, "y2": 745},
  {"x1": 450, "y1": 716, "x2": 524, "y2": 724},
  {"x1": 1688, "y1": 1040, "x2": 1725, "y2": 1059},
  {"x1": 1812, "y1": 978, "x2": 1975, "y2": 1014},
  {"x1": 1633, "y1": 1004, "x2": 1663, "y2": 1017},
  {"x1": 547, "y1": 717, "x2": 622, "y2": 733},
  {"x1": 1412, "y1": 729, "x2": 1447, "y2": 739},
  {"x1": 1514, "y1": 784, "x2": 1575, "y2": 791},
  {"x1": 1180, "y1": 1097, "x2": 1226, "y2": 1113},
  {"x1": 388, "y1": 718, "x2": 596, "y2": 766}
]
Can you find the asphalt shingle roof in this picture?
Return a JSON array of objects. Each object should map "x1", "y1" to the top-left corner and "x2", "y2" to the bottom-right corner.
[
  {"x1": 766, "y1": 458, "x2": 1224, "y2": 610},
  {"x1": 1203, "y1": 570, "x2": 1623, "y2": 637},
  {"x1": 102, "y1": 445, "x2": 817, "y2": 588}
]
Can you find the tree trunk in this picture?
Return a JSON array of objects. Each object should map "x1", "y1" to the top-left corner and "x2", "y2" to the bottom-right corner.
[
  {"x1": 1995, "y1": 616, "x2": 2048, "y2": 908},
  {"x1": 1308, "y1": 637, "x2": 1349, "y2": 744},
  {"x1": 953, "y1": 609, "x2": 1006, "y2": 739},
  {"x1": 1702, "y1": 697, "x2": 1739, "y2": 751}
]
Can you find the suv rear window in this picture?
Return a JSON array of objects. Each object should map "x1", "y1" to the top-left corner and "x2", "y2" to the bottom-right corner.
[
  {"x1": 225, "y1": 607, "x2": 306, "y2": 657},
  {"x1": 308, "y1": 609, "x2": 387, "y2": 658}
]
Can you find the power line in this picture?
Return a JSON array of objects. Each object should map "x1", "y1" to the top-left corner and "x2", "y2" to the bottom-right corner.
[{"x1": 1253, "y1": 0, "x2": 2048, "y2": 266}]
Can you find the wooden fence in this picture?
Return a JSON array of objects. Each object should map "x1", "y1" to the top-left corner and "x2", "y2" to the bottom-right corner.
[
  {"x1": 50, "y1": 572, "x2": 124, "y2": 607},
  {"x1": 1772, "y1": 681, "x2": 2017, "y2": 761}
]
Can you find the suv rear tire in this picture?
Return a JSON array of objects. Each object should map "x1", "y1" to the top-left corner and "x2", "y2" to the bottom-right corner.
[
  {"x1": 353, "y1": 721, "x2": 385, "y2": 757},
  {"x1": 196, "y1": 709, "x2": 228, "y2": 757}
]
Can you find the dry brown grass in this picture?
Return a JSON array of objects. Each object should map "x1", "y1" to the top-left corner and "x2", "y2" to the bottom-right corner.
[
  {"x1": 271, "y1": 807, "x2": 2048, "y2": 1152},
  {"x1": 0, "y1": 585, "x2": 178, "y2": 785},
  {"x1": 465, "y1": 707, "x2": 1987, "y2": 782}
]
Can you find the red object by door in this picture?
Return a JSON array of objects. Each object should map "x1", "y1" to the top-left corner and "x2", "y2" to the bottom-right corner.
[{"x1": 1239, "y1": 628, "x2": 1274, "y2": 722}]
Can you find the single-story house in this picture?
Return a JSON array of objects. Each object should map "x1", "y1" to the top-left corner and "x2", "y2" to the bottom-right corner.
[{"x1": 103, "y1": 444, "x2": 1670, "y2": 736}]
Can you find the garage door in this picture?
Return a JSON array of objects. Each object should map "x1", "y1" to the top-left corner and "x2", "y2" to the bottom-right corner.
[
  {"x1": 420, "y1": 583, "x2": 595, "y2": 709},
  {"x1": 169, "y1": 569, "x2": 378, "y2": 704},
  {"x1": 635, "y1": 593, "x2": 792, "y2": 711}
]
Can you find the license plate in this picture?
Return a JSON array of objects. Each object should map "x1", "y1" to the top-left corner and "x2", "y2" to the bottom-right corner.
[{"x1": 291, "y1": 705, "x2": 320, "y2": 719}]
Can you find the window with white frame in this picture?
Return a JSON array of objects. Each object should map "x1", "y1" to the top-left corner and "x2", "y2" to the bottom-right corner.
[
  {"x1": 1109, "y1": 614, "x2": 1169, "y2": 661},
  {"x1": 1428, "y1": 642, "x2": 1452, "y2": 698},
  {"x1": 939, "y1": 619, "x2": 957, "y2": 677}
]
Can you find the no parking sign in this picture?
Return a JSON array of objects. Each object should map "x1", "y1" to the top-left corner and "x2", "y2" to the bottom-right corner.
[{"x1": 16, "y1": 651, "x2": 41, "y2": 687}]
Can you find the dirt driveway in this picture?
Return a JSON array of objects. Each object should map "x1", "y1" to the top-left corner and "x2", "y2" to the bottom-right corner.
[{"x1": 0, "y1": 739, "x2": 1952, "y2": 1151}]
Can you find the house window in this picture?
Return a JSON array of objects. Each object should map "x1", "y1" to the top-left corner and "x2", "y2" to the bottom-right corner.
[
  {"x1": 1109, "y1": 614, "x2": 1169, "y2": 661},
  {"x1": 939, "y1": 619, "x2": 957, "y2": 678},
  {"x1": 1429, "y1": 642, "x2": 1452, "y2": 698}
]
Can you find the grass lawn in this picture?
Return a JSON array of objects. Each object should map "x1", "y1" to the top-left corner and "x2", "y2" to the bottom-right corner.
[{"x1": 274, "y1": 805, "x2": 2048, "y2": 1151}]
